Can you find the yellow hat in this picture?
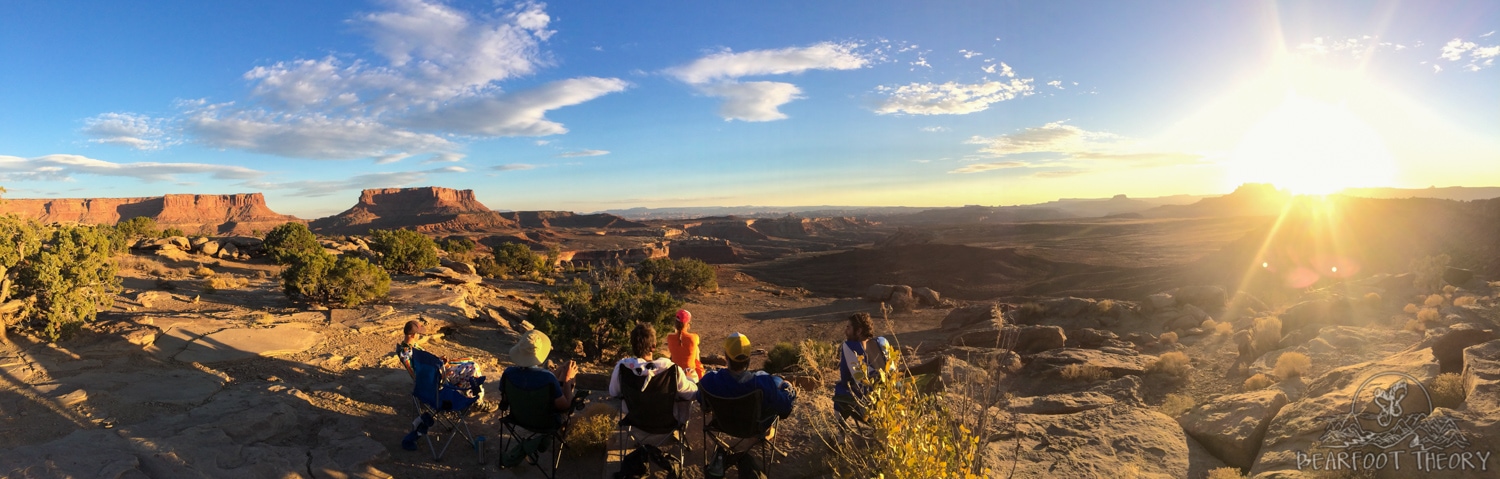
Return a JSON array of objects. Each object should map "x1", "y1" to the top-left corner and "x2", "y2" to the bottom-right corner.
[
  {"x1": 511, "y1": 329, "x2": 551, "y2": 368},
  {"x1": 723, "y1": 332, "x2": 751, "y2": 362}
]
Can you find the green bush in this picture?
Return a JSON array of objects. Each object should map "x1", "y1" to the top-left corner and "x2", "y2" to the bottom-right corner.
[
  {"x1": 280, "y1": 251, "x2": 390, "y2": 307},
  {"x1": 1, "y1": 218, "x2": 122, "y2": 341},
  {"x1": 160, "y1": 227, "x2": 185, "y2": 238},
  {"x1": 438, "y1": 237, "x2": 476, "y2": 255},
  {"x1": 492, "y1": 242, "x2": 547, "y2": 278},
  {"x1": 369, "y1": 228, "x2": 438, "y2": 274},
  {"x1": 115, "y1": 216, "x2": 160, "y2": 239},
  {"x1": 764, "y1": 341, "x2": 801, "y2": 374},
  {"x1": 263, "y1": 222, "x2": 322, "y2": 264},
  {"x1": 473, "y1": 255, "x2": 506, "y2": 278},
  {"x1": 636, "y1": 257, "x2": 718, "y2": 293},
  {"x1": 528, "y1": 266, "x2": 682, "y2": 360}
]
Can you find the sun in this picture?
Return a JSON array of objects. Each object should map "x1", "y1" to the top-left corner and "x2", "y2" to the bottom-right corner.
[{"x1": 1227, "y1": 93, "x2": 1397, "y2": 195}]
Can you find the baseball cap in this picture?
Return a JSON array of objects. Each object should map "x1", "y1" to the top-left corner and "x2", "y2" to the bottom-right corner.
[
  {"x1": 723, "y1": 332, "x2": 751, "y2": 362},
  {"x1": 675, "y1": 309, "x2": 692, "y2": 324}
]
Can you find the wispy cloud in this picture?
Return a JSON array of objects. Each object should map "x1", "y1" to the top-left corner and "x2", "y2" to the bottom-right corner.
[
  {"x1": 89, "y1": 1, "x2": 625, "y2": 162},
  {"x1": 666, "y1": 42, "x2": 867, "y2": 121},
  {"x1": 0, "y1": 154, "x2": 263, "y2": 182},
  {"x1": 1046, "y1": 80, "x2": 1063, "y2": 89},
  {"x1": 875, "y1": 78, "x2": 1034, "y2": 115},
  {"x1": 1438, "y1": 37, "x2": 1499, "y2": 71},
  {"x1": 919, "y1": 126, "x2": 949, "y2": 132},
  {"x1": 949, "y1": 161, "x2": 1026, "y2": 174},
  {"x1": 556, "y1": 149, "x2": 609, "y2": 158},
  {"x1": 950, "y1": 121, "x2": 1201, "y2": 174},
  {"x1": 492, "y1": 163, "x2": 537, "y2": 171},
  {"x1": 251, "y1": 166, "x2": 466, "y2": 197},
  {"x1": 81, "y1": 113, "x2": 175, "y2": 150}
]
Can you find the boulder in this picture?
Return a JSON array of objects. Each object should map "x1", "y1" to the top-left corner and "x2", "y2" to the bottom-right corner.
[
  {"x1": 913, "y1": 287, "x2": 941, "y2": 307},
  {"x1": 940, "y1": 303, "x2": 1002, "y2": 330},
  {"x1": 1009, "y1": 391, "x2": 1116, "y2": 415},
  {"x1": 190, "y1": 236, "x2": 212, "y2": 250},
  {"x1": 1443, "y1": 267, "x2": 1475, "y2": 287},
  {"x1": 1088, "y1": 375, "x2": 1145, "y2": 406},
  {"x1": 1147, "y1": 292, "x2": 1176, "y2": 310},
  {"x1": 219, "y1": 241, "x2": 240, "y2": 258},
  {"x1": 1177, "y1": 389, "x2": 1288, "y2": 468},
  {"x1": 1432, "y1": 325, "x2": 1498, "y2": 374},
  {"x1": 166, "y1": 236, "x2": 191, "y2": 250},
  {"x1": 888, "y1": 285, "x2": 916, "y2": 311},
  {"x1": 1124, "y1": 332, "x2": 1158, "y2": 346},
  {"x1": 200, "y1": 241, "x2": 220, "y2": 257},
  {"x1": 1172, "y1": 285, "x2": 1227, "y2": 310},
  {"x1": 864, "y1": 284, "x2": 896, "y2": 302},
  {"x1": 1462, "y1": 339, "x2": 1500, "y2": 414},
  {"x1": 1028, "y1": 348, "x2": 1159, "y2": 377},
  {"x1": 220, "y1": 236, "x2": 264, "y2": 248},
  {"x1": 1041, "y1": 297, "x2": 1096, "y2": 318},
  {"x1": 952, "y1": 324, "x2": 1066, "y2": 354},
  {"x1": 996, "y1": 405, "x2": 1190, "y2": 478},
  {"x1": 1066, "y1": 328, "x2": 1119, "y2": 349},
  {"x1": 439, "y1": 258, "x2": 477, "y2": 275}
]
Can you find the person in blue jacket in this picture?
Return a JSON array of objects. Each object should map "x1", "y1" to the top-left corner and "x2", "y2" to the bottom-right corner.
[{"x1": 697, "y1": 332, "x2": 796, "y2": 479}]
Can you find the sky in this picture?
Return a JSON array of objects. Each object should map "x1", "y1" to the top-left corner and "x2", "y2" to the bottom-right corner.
[{"x1": 1, "y1": 0, "x2": 1497, "y2": 218}]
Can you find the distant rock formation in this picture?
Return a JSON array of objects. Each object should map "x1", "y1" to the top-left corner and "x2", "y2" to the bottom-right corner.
[
  {"x1": 0, "y1": 193, "x2": 298, "y2": 235},
  {"x1": 310, "y1": 187, "x2": 518, "y2": 235},
  {"x1": 498, "y1": 211, "x2": 646, "y2": 229}
]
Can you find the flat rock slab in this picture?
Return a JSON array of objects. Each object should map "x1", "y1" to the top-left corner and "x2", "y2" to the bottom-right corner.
[
  {"x1": 997, "y1": 405, "x2": 1189, "y2": 478},
  {"x1": 1029, "y1": 348, "x2": 1159, "y2": 376},
  {"x1": 1178, "y1": 389, "x2": 1287, "y2": 469},
  {"x1": 1010, "y1": 391, "x2": 1117, "y2": 415},
  {"x1": 174, "y1": 324, "x2": 324, "y2": 363}
]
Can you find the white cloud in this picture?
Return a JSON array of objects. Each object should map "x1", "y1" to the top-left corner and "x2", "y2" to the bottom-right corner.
[
  {"x1": 557, "y1": 149, "x2": 609, "y2": 158},
  {"x1": 401, "y1": 77, "x2": 629, "y2": 136},
  {"x1": 999, "y1": 62, "x2": 1015, "y2": 78},
  {"x1": 666, "y1": 42, "x2": 866, "y2": 122},
  {"x1": 92, "y1": 1, "x2": 625, "y2": 162},
  {"x1": 1483, "y1": 31, "x2": 1497, "y2": 38},
  {"x1": 1441, "y1": 38, "x2": 1477, "y2": 61},
  {"x1": 1047, "y1": 80, "x2": 1063, "y2": 89},
  {"x1": 700, "y1": 81, "x2": 802, "y2": 122},
  {"x1": 81, "y1": 113, "x2": 173, "y2": 150},
  {"x1": 1438, "y1": 37, "x2": 1499, "y2": 70},
  {"x1": 492, "y1": 163, "x2": 537, "y2": 171},
  {"x1": 874, "y1": 78, "x2": 1034, "y2": 115},
  {"x1": 959, "y1": 49, "x2": 982, "y2": 59},
  {"x1": 950, "y1": 120, "x2": 1200, "y2": 174},
  {"x1": 1475, "y1": 46, "x2": 1500, "y2": 59},
  {"x1": 981, "y1": 64, "x2": 996, "y2": 74},
  {"x1": 422, "y1": 152, "x2": 466, "y2": 163},
  {"x1": 0, "y1": 154, "x2": 263, "y2": 182},
  {"x1": 949, "y1": 161, "x2": 1026, "y2": 174},
  {"x1": 920, "y1": 126, "x2": 949, "y2": 132},
  {"x1": 665, "y1": 42, "x2": 867, "y2": 84},
  {"x1": 1434, "y1": 64, "x2": 1444, "y2": 73}
]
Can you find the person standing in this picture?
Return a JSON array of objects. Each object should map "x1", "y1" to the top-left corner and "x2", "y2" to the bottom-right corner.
[{"x1": 666, "y1": 309, "x2": 705, "y2": 382}]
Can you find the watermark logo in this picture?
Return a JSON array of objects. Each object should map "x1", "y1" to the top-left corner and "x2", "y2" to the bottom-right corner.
[{"x1": 1296, "y1": 371, "x2": 1490, "y2": 473}]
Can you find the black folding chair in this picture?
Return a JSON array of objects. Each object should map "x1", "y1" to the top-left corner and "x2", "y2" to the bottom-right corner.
[
  {"x1": 614, "y1": 364, "x2": 692, "y2": 478},
  {"x1": 701, "y1": 389, "x2": 776, "y2": 478},
  {"x1": 407, "y1": 349, "x2": 484, "y2": 461},
  {"x1": 496, "y1": 369, "x2": 586, "y2": 479}
]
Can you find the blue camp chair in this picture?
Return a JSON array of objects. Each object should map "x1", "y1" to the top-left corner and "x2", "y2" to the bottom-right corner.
[{"x1": 408, "y1": 349, "x2": 484, "y2": 461}]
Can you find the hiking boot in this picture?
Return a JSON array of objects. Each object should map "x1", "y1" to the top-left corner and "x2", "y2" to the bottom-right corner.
[
  {"x1": 501, "y1": 443, "x2": 525, "y2": 468},
  {"x1": 401, "y1": 430, "x2": 420, "y2": 451}
]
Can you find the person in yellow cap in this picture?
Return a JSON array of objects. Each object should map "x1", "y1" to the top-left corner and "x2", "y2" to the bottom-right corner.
[
  {"x1": 666, "y1": 309, "x2": 705, "y2": 381},
  {"x1": 697, "y1": 332, "x2": 796, "y2": 479}
]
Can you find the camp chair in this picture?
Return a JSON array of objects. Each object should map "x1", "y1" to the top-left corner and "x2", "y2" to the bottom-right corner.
[
  {"x1": 613, "y1": 365, "x2": 692, "y2": 478},
  {"x1": 408, "y1": 349, "x2": 485, "y2": 461},
  {"x1": 701, "y1": 389, "x2": 777, "y2": 478},
  {"x1": 497, "y1": 371, "x2": 587, "y2": 479}
]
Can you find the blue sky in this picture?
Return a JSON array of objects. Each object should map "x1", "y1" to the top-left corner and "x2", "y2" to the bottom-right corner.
[{"x1": 1, "y1": 1, "x2": 1497, "y2": 218}]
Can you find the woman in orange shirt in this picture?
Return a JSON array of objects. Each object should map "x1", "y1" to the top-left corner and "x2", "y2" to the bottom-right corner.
[{"x1": 666, "y1": 309, "x2": 705, "y2": 381}]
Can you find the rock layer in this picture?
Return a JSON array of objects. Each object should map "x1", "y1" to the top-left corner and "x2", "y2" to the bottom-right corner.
[
  {"x1": 310, "y1": 186, "x2": 518, "y2": 235},
  {"x1": 0, "y1": 193, "x2": 298, "y2": 235}
]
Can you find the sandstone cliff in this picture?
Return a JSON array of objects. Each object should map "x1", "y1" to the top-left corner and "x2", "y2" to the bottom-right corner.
[
  {"x1": 309, "y1": 187, "x2": 518, "y2": 235},
  {"x1": 0, "y1": 193, "x2": 299, "y2": 235},
  {"x1": 498, "y1": 210, "x2": 647, "y2": 229}
]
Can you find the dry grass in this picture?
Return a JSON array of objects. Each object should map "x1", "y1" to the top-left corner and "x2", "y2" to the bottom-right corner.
[
  {"x1": 1404, "y1": 319, "x2": 1426, "y2": 333},
  {"x1": 1159, "y1": 393, "x2": 1194, "y2": 417},
  {"x1": 1153, "y1": 351, "x2": 1191, "y2": 378},
  {"x1": 1417, "y1": 308, "x2": 1441, "y2": 324},
  {"x1": 1201, "y1": 318, "x2": 1217, "y2": 330},
  {"x1": 1429, "y1": 372, "x2": 1466, "y2": 409},
  {"x1": 1060, "y1": 364, "x2": 1112, "y2": 382},
  {"x1": 1273, "y1": 352, "x2": 1311, "y2": 379},
  {"x1": 564, "y1": 413, "x2": 612, "y2": 455},
  {"x1": 1251, "y1": 316, "x2": 1282, "y2": 353},
  {"x1": 1424, "y1": 294, "x2": 1445, "y2": 308},
  {"x1": 1215, "y1": 322, "x2": 1234, "y2": 335},
  {"x1": 203, "y1": 275, "x2": 249, "y2": 293},
  {"x1": 1443, "y1": 285, "x2": 1457, "y2": 295},
  {"x1": 1159, "y1": 331, "x2": 1179, "y2": 345},
  {"x1": 1207, "y1": 467, "x2": 1248, "y2": 479},
  {"x1": 1243, "y1": 373, "x2": 1275, "y2": 392},
  {"x1": 1096, "y1": 299, "x2": 1116, "y2": 315},
  {"x1": 1455, "y1": 296, "x2": 1478, "y2": 307},
  {"x1": 1403, "y1": 303, "x2": 1419, "y2": 314},
  {"x1": 191, "y1": 265, "x2": 215, "y2": 278}
]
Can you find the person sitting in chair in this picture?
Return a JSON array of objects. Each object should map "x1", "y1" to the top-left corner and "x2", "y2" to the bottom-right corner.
[
  {"x1": 698, "y1": 332, "x2": 796, "y2": 479},
  {"x1": 610, "y1": 322, "x2": 698, "y2": 478},
  {"x1": 666, "y1": 309, "x2": 705, "y2": 382},
  {"x1": 503, "y1": 329, "x2": 579, "y2": 415},
  {"x1": 398, "y1": 320, "x2": 485, "y2": 451}
]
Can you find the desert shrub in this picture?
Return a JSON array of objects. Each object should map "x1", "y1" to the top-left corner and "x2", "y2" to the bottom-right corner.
[
  {"x1": 1443, "y1": 285, "x2": 1457, "y2": 295},
  {"x1": 565, "y1": 413, "x2": 613, "y2": 455},
  {"x1": 764, "y1": 341, "x2": 801, "y2": 374},
  {"x1": 438, "y1": 237, "x2": 476, "y2": 256},
  {"x1": 203, "y1": 275, "x2": 249, "y2": 293},
  {"x1": 1061, "y1": 364, "x2": 1113, "y2": 382},
  {"x1": 1243, "y1": 373, "x2": 1275, "y2": 391},
  {"x1": 1159, "y1": 331, "x2": 1179, "y2": 345},
  {"x1": 636, "y1": 257, "x2": 718, "y2": 293},
  {"x1": 1251, "y1": 316, "x2": 1283, "y2": 353},
  {"x1": 1417, "y1": 308, "x2": 1441, "y2": 324},
  {"x1": 160, "y1": 227, "x2": 185, "y2": 238},
  {"x1": 1411, "y1": 254, "x2": 1451, "y2": 294},
  {"x1": 191, "y1": 265, "x2": 215, "y2": 278},
  {"x1": 1159, "y1": 393, "x2": 1195, "y2": 417},
  {"x1": 1455, "y1": 296, "x2": 1478, "y2": 307},
  {"x1": 1403, "y1": 303, "x2": 1420, "y2": 314},
  {"x1": 281, "y1": 252, "x2": 390, "y2": 307},
  {"x1": 1362, "y1": 292, "x2": 1381, "y2": 305},
  {"x1": 114, "y1": 216, "x2": 159, "y2": 238},
  {"x1": 823, "y1": 370, "x2": 992, "y2": 478},
  {"x1": 1424, "y1": 293, "x2": 1444, "y2": 308},
  {"x1": 1153, "y1": 351, "x2": 1191, "y2": 378},
  {"x1": 798, "y1": 338, "x2": 837, "y2": 381},
  {"x1": 1404, "y1": 319, "x2": 1426, "y2": 333},
  {"x1": 263, "y1": 222, "x2": 322, "y2": 264},
  {"x1": 2, "y1": 219, "x2": 122, "y2": 341},
  {"x1": 369, "y1": 228, "x2": 438, "y2": 274},
  {"x1": 1428, "y1": 372, "x2": 1466, "y2": 409},
  {"x1": 1201, "y1": 318, "x2": 1218, "y2": 330},
  {"x1": 1207, "y1": 467, "x2": 1248, "y2": 479},
  {"x1": 1215, "y1": 322, "x2": 1234, "y2": 335},
  {"x1": 527, "y1": 266, "x2": 682, "y2": 360},
  {"x1": 1273, "y1": 352, "x2": 1312, "y2": 379},
  {"x1": 491, "y1": 242, "x2": 548, "y2": 278},
  {"x1": 1096, "y1": 299, "x2": 1116, "y2": 315},
  {"x1": 472, "y1": 255, "x2": 505, "y2": 278}
]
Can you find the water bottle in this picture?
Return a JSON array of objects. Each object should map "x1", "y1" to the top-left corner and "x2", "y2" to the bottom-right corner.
[{"x1": 475, "y1": 435, "x2": 487, "y2": 464}]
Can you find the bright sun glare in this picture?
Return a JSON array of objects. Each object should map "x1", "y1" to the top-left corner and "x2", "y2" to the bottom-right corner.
[{"x1": 1228, "y1": 89, "x2": 1397, "y2": 195}]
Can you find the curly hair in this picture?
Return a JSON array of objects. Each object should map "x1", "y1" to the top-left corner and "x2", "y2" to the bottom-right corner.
[{"x1": 849, "y1": 313, "x2": 875, "y2": 341}]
